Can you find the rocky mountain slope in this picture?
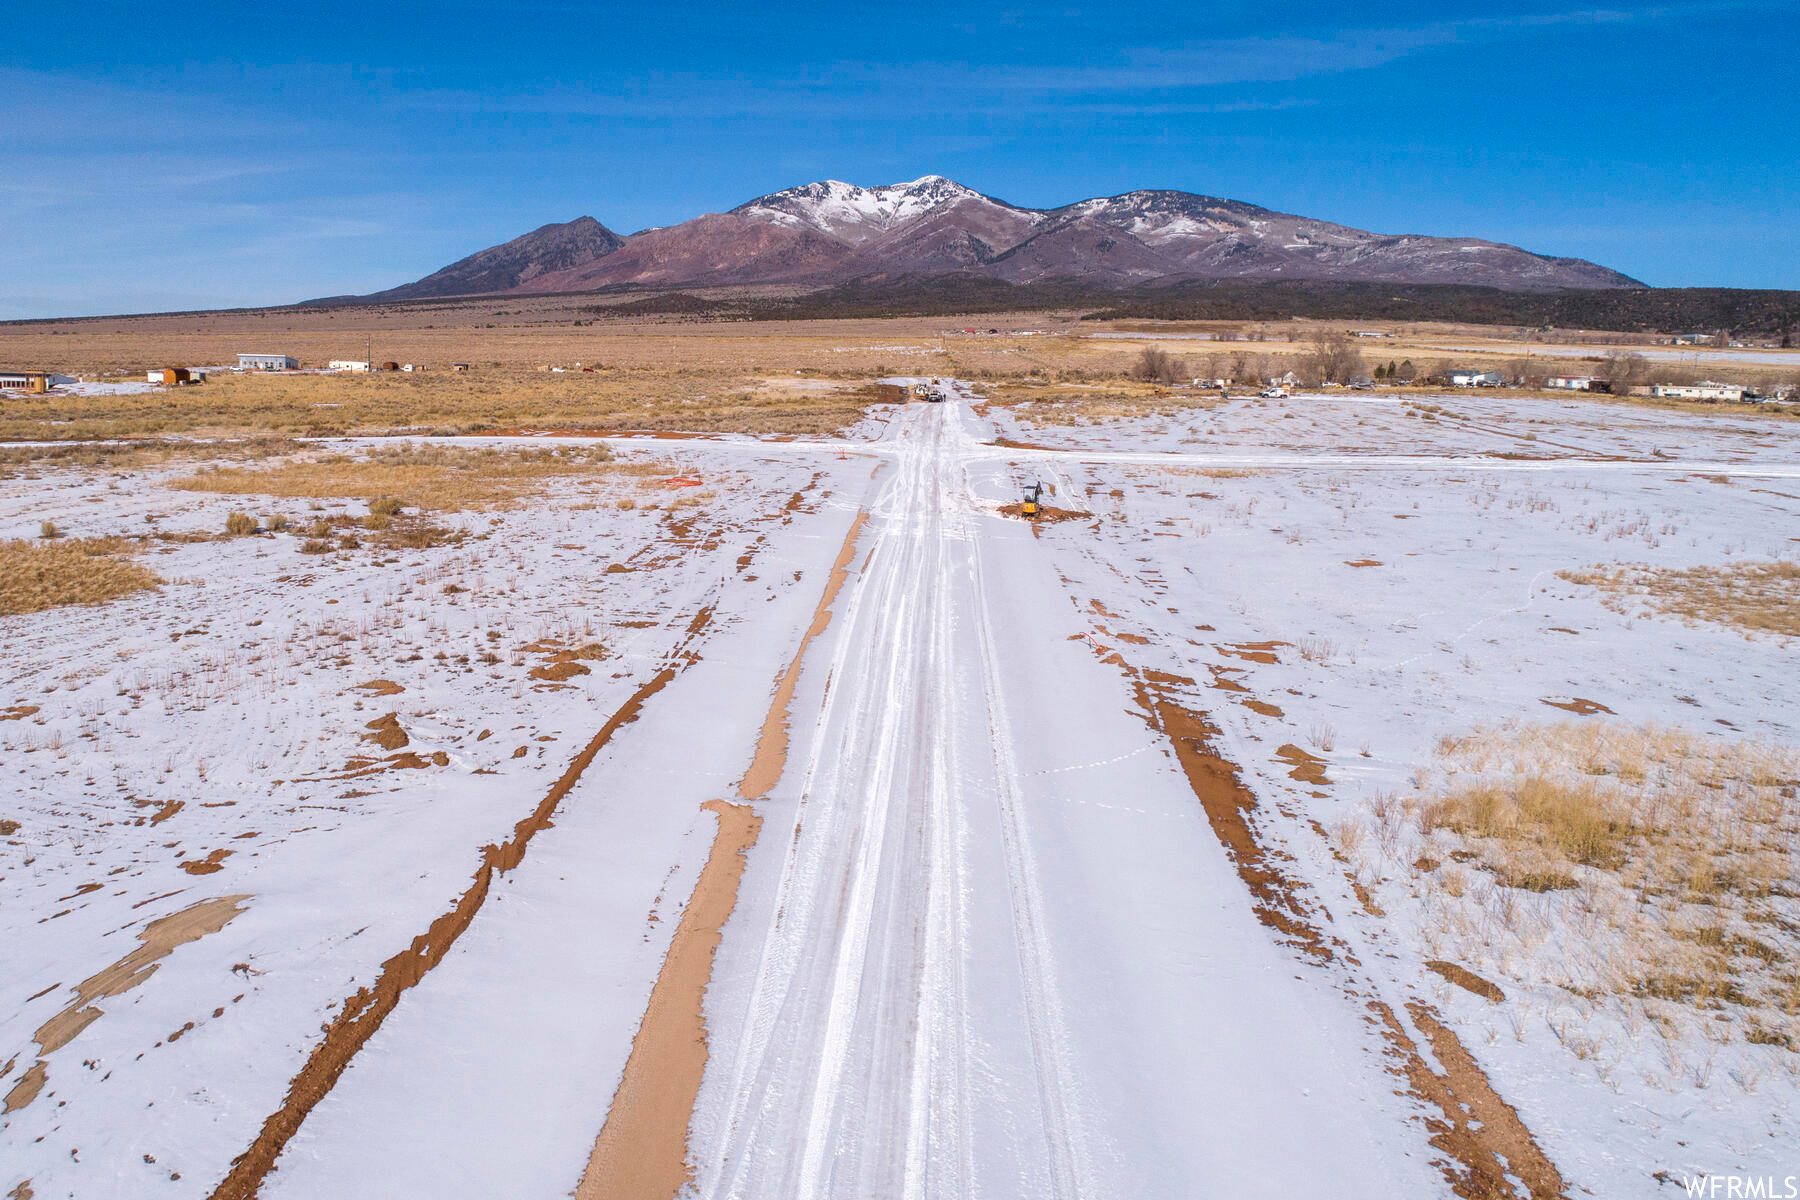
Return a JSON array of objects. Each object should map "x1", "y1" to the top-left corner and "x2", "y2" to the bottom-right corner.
[
  {"x1": 342, "y1": 176, "x2": 1642, "y2": 301},
  {"x1": 353, "y1": 216, "x2": 626, "y2": 302}
]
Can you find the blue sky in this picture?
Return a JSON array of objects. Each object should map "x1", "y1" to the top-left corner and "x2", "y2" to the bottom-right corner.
[{"x1": 3, "y1": 0, "x2": 1795, "y2": 318}]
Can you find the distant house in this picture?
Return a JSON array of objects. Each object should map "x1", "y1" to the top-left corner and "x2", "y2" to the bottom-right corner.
[
  {"x1": 1653, "y1": 382, "x2": 1745, "y2": 402},
  {"x1": 328, "y1": 360, "x2": 371, "y2": 372},
  {"x1": 149, "y1": 367, "x2": 205, "y2": 385},
  {"x1": 1546, "y1": 375, "x2": 1608, "y2": 392},
  {"x1": 450, "y1": 362, "x2": 471, "y2": 373},
  {"x1": 1449, "y1": 368, "x2": 1505, "y2": 387},
  {"x1": 1272, "y1": 370, "x2": 1301, "y2": 387},
  {"x1": 0, "y1": 370, "x2": 75, "y2": 392},
  {"x1": 238, "y1": 353, "x2": 297, "y2": 371}
]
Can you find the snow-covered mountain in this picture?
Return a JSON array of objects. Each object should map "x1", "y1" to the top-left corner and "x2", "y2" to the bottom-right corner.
[
  {"x1": 733, "y1": 176, "x2": 1040, "y2": 246},
  {"x1": 345, "y1": 176, "x2": 1642, "y2": 301}
]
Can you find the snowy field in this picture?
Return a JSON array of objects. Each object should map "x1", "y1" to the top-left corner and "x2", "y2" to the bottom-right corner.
[{"x1": 3, "y1": 388, "x2": 1797, "y2": 1199}]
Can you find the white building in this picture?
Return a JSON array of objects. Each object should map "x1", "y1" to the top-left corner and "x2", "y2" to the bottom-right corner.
[
  {"x1": 1653, "y1": 382, "x2": 1745, "y2": 402},
  {"x1": 1449, "y1": 368, "x2": 1505, "y2": 387},
  {"x1": 238, "y1": 353, "x2": 297, "y2": 371},
  {"x1": 1546, "y1": 375, "x2": 1602, "y2": 391},
  {"x1": 328, "y1": 360, "x2": 371, "y2": 372}
]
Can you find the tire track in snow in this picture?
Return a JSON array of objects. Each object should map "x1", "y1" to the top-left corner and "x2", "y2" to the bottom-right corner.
[
  {"x1": 695, "y1": 396, "x2": 1085, "y2": 1199},
  {"x1": 1073, "y1": 588, "x2": 1569, "y2": 1198},
  {"x1": 966, "y1": 496, "x2": 1093, "y2": 1200},
  {"x1": 574, "y1": 508, "x2": 870, "y2": 1200},
  {"x1": 205, "y1": 606, "x2": 717, "y2": 1200}
]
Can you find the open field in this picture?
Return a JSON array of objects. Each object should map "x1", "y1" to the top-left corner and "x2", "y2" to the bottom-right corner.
[
  {"x1": 3, "y1": 343, "x2": 1799, "y2": 1199},
  {"x1": 7, "y1": 302, "x2": 1798, "y2": 409}
]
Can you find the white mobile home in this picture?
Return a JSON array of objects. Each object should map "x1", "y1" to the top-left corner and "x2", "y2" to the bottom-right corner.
[
  {"x1": 238, "y1": 353, "x2": 297, "y2": 371},
  {"x1": 1653, "y1": 382, "x2": 1745, "y2": 402}
]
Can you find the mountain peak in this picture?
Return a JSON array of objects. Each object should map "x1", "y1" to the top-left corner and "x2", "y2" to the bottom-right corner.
[
  {"x1": 732, "y1": 175, "x2": 1008, "y2": 245},
  {"x1": 340, "y1": 177, "x2": 1644, "y2": 302}
]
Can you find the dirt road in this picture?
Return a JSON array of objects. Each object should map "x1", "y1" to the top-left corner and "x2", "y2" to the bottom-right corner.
[
  {"x1": 685, "y1": 394, "x2": 1444, "y2": 1198},
  {"x1": 221, "y1": 392, "x2": 1535, "y2": 1196}
]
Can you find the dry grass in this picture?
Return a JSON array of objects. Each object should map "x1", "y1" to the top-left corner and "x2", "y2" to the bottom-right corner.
[
  {"x1": 13, "y1": 305, "x2": 1785, "y2": 450},
  {"x1": 1358, "y1": 722, "x2": 1800, "y2": 1050},
  {"x1": 0, "y1": 538, "x2": 161, "y2": 615},
  {"x1": 1561, "y1": 560, "x2": 1800, "y2": 638},
  {"x1": 170, "y1": 443, "x2": 624, "y2": 511},
  {"x1": 0, "y1": 363, "x2": 894, "y2": 442},
  {"x1": 0, "y1": 437, "x2": 301, "y2": 479}
]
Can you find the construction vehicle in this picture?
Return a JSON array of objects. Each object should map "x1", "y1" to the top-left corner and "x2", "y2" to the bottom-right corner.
[{"x1": 1021, "y1": 481, "x2": 1045, "y2": 518}]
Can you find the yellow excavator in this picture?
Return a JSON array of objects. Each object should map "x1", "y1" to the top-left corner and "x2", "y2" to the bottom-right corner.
[{"x1": 1022, "y1": 481, "x2": 1045, "y2": 518}]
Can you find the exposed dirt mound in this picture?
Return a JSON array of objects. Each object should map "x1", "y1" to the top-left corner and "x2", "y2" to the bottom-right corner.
[
  {"x1": 1219, "y1": 640, "x2": 1285, "y2": 664},
  {"x1": 529, "y1": 659, "x2": 591, "y2": 682},
  {"x1": 355, "y1": 679, "x2": 405, "y2": 696},
  {"x1": 996, "y1": 503, "x2": 1091, "y2": 522},
  {"x1": 1275, "y1": 743, "x2": 1332, "y2": 786},
  {"x1": 1540, "y1": 696, "x2": 1612, "y2": 715},
  {"x1": 363, "y1": 713, "x2": 409, "y2": 750},
  {"x1": 1425, "y1": 960, "x2": 1506, "y2": 1003},
  {"x1": 180, "y1": 849, "x2": 233, "y2": 876}
]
